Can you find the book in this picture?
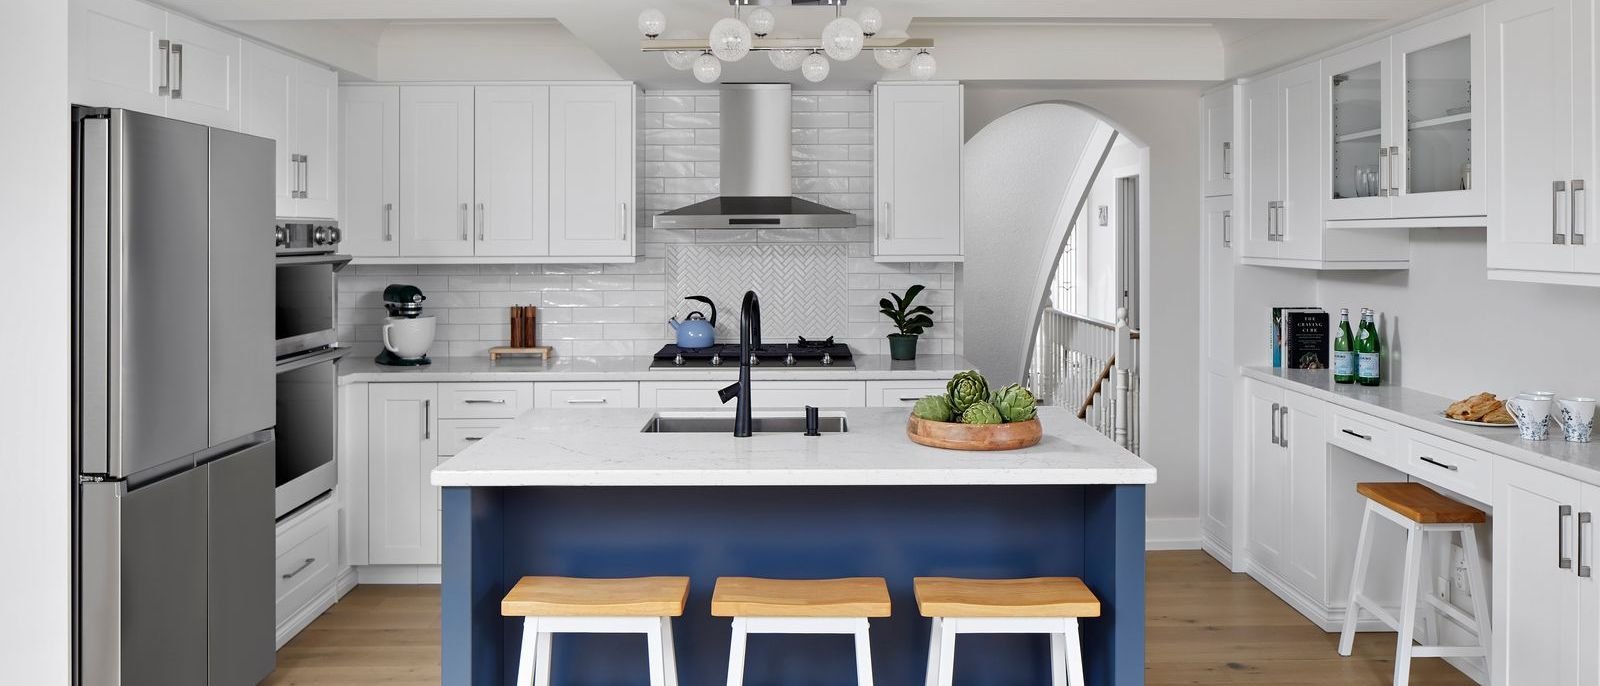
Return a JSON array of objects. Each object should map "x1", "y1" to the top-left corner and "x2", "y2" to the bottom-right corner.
[
  {"x1": 1283, "y1": 310, "x2": 1331, "y2": 370},
  {"x1": 1271, "y1": 306, "x2": 1319, "y2": 368}
]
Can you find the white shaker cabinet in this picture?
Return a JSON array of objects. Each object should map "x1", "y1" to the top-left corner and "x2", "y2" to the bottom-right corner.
[
  {"x1": 400, "y1": 86, "x2": 477, "y2": 258},
  {"x1": 1245, "y1": 383, "x2": 1329, "y2": 601},
  {"x1": 365, "y1": 384, "x2": 439, "y2": 566},
  {"x1": 1274, "y1": 62, "x2": 1327, "y2": 263},
  {"x1": 242, "y1": 44, "x2": 296, "y2": 215},
  {"x1": 1241, "y1": 75, "x2": 1283, "y2": 260},
  {"x1": 874, "y1": 82, "x2": 964, "y2": 262},
  {"x1": 1493, "y1": 457, "x2": 1584, "y2": 686},
  {"x1": 340, "y1": 87, "x2": 401, "y2": 257},
  {"x1": 1199, "y1": 196, "x2": 1236, "y2": 559},
  {"x1": 243, "y1": 43, "x2": 338, "y2": 220},
  {"x1": 1202, "y1": 87, "x2": 1236, "y2": 198},
  {"x1": 70, "y1": 0, "x2": 241, "y2": 130},
  {"x1": 161, "y1": 13, "x2": 242, "y2": 131},
  {"x1": 475, "y1": 86, "x2": 552, "y2": 257},
  {"x1": 548, "y1": 84, "x2": 637, "y2": 258}
]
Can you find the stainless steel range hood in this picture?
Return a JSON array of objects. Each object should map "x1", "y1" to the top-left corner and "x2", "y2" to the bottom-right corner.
[{"x1": 653, "y1": 83, "x2": 856, "y2": 230}]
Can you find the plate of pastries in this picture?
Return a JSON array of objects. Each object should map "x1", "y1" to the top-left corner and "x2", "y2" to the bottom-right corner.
[{"x1": 1442, "y1": 392, "x2": 1516, "y2": 427}]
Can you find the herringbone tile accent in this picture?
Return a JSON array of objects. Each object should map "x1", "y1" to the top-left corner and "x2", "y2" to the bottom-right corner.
[{"x1": 666, "y1": 243, "x2": 849, "y2": 341}]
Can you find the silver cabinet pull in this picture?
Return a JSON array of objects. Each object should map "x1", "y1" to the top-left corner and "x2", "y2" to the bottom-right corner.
[
  {"x1": 292, "y1": 155, "x2": 309, "y2": 198},
  {"x1": 1279, "y1": 405, "x2": 1289, "y2": 447},
  {"x1": 281, "y1": 557, "x2": 315, "y2": 580},
  {"x1": 565, "y1": 398, "x2": 609, "y2": 405},
  {"x1": 423, "y1": 399, "x2": 432, "y2": 439},
  {"x1": 1418, "y1": 456, "x2": 1458, "y2": 472},
  {"x1": 459, "y1": 203, "x2": 469, "y2": 240},
  {"x1": 886, "y1": 202, "x2": 894, "y2": 240},
  {"x1": 1581, "y1": 512, "x2": 1593, "y2": 578},
  {"x1": 1270, "y1": 402, "x2": 1281, "y2": 446},
  {"x1": 464, "y1": 436, "x2": 483, "y2": 442},
  {"x1": 1388, "y1": 146, "x2": 1401, "y2": 195},
  {"x1": 169, "y1": 43, "x2": 184, "y2": 99},
  {"x1": 464, "y1": 398, "x2": 506, "y2": 405},
  {"x1": 1561, "y1": 505, "x2": 1574, "y2": 569},
  {"x1": 898, "y1": 396, "x2": 924, "y2": 402},
  {"x1": 1276, "y1": 203, "x2": 1287, "y2": 241},
  {"x1": 383, "y1": 202, "x2": 395, "y2": 241},
  {"x1": 1555, "y1": 181, "x2": 1569, "y2": 245},
  {"x1": 1573, "y1": 180, "x2": 1587, "y2": 245},
  {"x1": 476, "y1": 203, "x2": 486, "y2": 241},
  {"x1": 1378, "y1": 147, "x2": 1390, "y2": 197},
  {"x1": 1264, "y1": 204, "x2": 1275, "y2": 241},
  {"x1": 158, "y1": 40, "x2": 172, "y2": 96},
  {"x1": 1222, "y1": 210, "x2": 1232, "y2": 247},
  {"x1": 1222, "y1": 141, "x2": 1232, "y2": 178},
  {"x1": 1341, "y1": 428, "x2": 1371, "y2": 441}
]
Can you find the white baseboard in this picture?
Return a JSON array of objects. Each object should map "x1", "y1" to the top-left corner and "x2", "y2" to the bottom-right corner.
[
  {"x1": 357, "y1": 564, "x2": 441, "y2": 584},
  {"x1": 276, "y1": 567, "x2": 357, "y2": 649},
  {"x1": 1199, "y1": 528, "x2": 1234, "y2": 569},
  {"x1": 1146, "y1": 517, "x2": 1202, "y2": 550}
]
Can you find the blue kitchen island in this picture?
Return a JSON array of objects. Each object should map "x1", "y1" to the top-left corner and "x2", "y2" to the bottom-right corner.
[{"x1": 433, "y1": 406, "x2": 1156, "y2": 686}]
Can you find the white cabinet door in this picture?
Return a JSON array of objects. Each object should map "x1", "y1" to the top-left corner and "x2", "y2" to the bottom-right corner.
[
  {"x1": 340, "y1": 87, "x2": 401, "y2": 257},
  {"x1": 241, "y1": 42, "x2": 296, "y2": 216},
  {"x1": 1241, "y1": 76, "x2": 1281, "y2": 259},
  {"x1": 1247, "y1": 383, "x2": 1286, "y2": 569},
  {"x1": 400, "y1": 86, "x2": 475, "y2": 257},
  {"x1": 1322, "y1": 39, "x2": 1395, "y2": 221},
  {"x1": 1199, "y1": 196, "x2": 1236, "y2": 552},
  {"x1": 1281, "y1": 393, "x2": 1327, "y2": 599},
  {"x1": 475, "y1": 86, "x2": 551, "y2": 257},
  {"x1": 70, "y1": 0, "x2": 167, "y2": 115},
  {"x1": 1276, "y1": 62, "x2": 1326, "y2": 262},
  {"x1": 1493, "y1": 456, "x2": 1582, "y2": 686},
  {"x1": 1580, "y1": 482, "x2": 1600, "y2": 686},
  {"x1": 1389, "y1": 6, "x2": 1486, "y2": 219},
  {"x1": 162, "y1": 13, "x2": 240, "y2": 130},
  {"x1": 1202, "y1": 87, "x2": 1235, "y2": 197},
  {"x1": 549, "y1": 85, "x2": 635, "y2": 257},
  {"x1": 292, "y1": 63, "x2": 338, "y2": 220},
  {"x1": 875, "y1": 82, "x2": 963, "y2": 260},
  {"x1": 366, "y1": 383, "x2": 438, "y2": 566},
  {"x1": 1487, "y1": 0, "x2": 1578, "y2": 273},
  {"x1": 534, "y1": 382, "x2": 641, "y2": 409}
]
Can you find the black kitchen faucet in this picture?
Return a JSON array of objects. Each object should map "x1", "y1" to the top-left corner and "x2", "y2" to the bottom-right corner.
[{"x1": 717, "y1": 290, "x2": 761, "y2": 437}]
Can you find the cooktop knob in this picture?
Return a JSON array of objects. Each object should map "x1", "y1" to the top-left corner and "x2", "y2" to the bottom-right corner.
[
  {"x1": 673, "y1": 353, "x2": 685, "y2": 366},
  {"x1": 710, "y1": 353, "x2": 722, "y2": 366},
  {"x1": 821, "y1": 353, "x2": 833, "y2": 366},
  {"x1": 784, "y1": 353, "x2": 796, "y2": 366}
]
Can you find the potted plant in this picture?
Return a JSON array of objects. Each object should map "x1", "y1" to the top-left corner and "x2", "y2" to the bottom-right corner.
[{"x1": 879, "y1": 284, "x2": 934, "y2": 361}]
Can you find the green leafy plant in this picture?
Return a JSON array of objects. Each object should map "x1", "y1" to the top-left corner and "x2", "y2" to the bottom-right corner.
[{"x1": 879, "y1": 284, "x2": 935, "y2": 336}]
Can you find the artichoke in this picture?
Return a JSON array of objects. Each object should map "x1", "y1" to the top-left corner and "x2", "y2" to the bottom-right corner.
[
  {"x1": 993, "y1": 384, "x2": 1038, "y2": 423},
  {"x1": 946, "y1": 370, "x2": 990, "y2": 413},
  {"x1": 960, "y1": 401, "x2": 1004, "y2": 425},
  {"x1": 912, "y1": 395, "x2": 955, "y2": 422}
]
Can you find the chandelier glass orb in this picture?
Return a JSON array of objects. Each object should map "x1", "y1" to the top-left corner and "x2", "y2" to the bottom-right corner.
[
  {"x1": 746, "y1": 7, "x2": 776, "y2": 37},
  {"x1": 821, "y1": 17, "x2": 864, "y2": 61},
  {"x1": 908, "y1": 50, "x2": 937, "y2": 81},
  {"x1": 692, "y1": 52, "x2": 723, "y2": 83},
  {"x1": 636, "y1": 9, "x2": 666, "y2": 38},
  {"x1": 768, "y1": 48, "x2": 806, "y2": 72},
  {"x1": 709, "y1": 17, "x2": 753, "y2": 62},
  {"x1": 874, "y1": 48, "x2": 912, "y2": 70},
  {"x1": 801, "y1": 51, "x2": 831, "y2": 83},
  {"x1": 663, "y1": 50, "x2": 695, "y2": 70},
  {"x1": 857, "y1": 6, "x2": 884, "y2": 36}
]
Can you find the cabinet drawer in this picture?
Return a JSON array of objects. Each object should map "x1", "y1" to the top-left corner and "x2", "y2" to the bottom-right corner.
[
  {"x1": 865, "y1": 380, "x2": 949, "y2": 407},
  {"x1": 534, "y1": 382, "x2": 640, "y2": 408},
  {"x1": 275, "y1": 498, "x2": 340, "y2": 626},
  {"x1": 1327, "y1": 409, "x2": 1398, "y2": 468},
  {"x1": 1405, "y1": 433, "x2": 1491, "y2": 502},
  {"x1": 437, "y1": 382, "x2": 533, "y2": 418},
  {"x1": 640, "y1": 381, "x2": 866, "y2": 409},
  {"x1": 437, "y1": 418, "x2": 512, "y2": 456}
]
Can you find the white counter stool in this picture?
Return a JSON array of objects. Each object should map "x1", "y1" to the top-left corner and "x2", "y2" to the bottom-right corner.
[
  {"x1": 500, "y1": 576, "x2": 689, "y2": 686},
  {"x1": 1338, "y1": 482, "x2": 1490, "y2": 686},
  {"x1": 914, "y1": 577, "x2": 1101, "y2": 686},
  {"x1": 711, "y1": 576, "x2": 891, "y2": 686}
]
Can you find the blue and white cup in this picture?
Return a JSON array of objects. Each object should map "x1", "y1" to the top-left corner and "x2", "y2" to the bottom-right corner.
[
  {"x1": 1506, "y1": 394, "x2": 1554, "y2": 441},
  {"x1": 1556, "y1": 397, "x2": 1596, "y2": 443}
]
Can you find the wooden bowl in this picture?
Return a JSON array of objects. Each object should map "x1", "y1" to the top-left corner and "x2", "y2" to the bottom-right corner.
[{"x1": 906, "y1": 415, "x2": 1043, "y2": 451}]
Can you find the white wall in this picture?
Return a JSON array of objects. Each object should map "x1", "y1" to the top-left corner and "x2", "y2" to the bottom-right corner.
[
  {"x1": 0, "y1": 0, "x2": 72, "y2": 680},
  {"x1": 1076, "y1": 136, "x2": 1143, "y2": 323}
]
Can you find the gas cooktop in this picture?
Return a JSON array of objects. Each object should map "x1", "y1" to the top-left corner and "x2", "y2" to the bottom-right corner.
[{"x1": 650, "y1": 337, "x2": 854, "y2": 369}]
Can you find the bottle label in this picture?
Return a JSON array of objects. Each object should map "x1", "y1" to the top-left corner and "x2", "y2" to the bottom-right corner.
[
  {"x1": 1334, "y1": 351, "x2": 1355, "y2": 377},
  {"x1": 1357, "y1": 352, "x2": 1380, "y2": 380}
]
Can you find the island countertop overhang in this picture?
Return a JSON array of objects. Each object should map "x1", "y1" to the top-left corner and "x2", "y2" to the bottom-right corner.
[{"x1": 430, "y1": 406, "x2": 1157, "y2": 487}]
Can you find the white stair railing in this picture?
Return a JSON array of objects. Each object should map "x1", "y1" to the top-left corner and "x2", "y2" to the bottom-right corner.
[{"x1": 1029, "y1": 307, "x2": 1140, "y2": 453}]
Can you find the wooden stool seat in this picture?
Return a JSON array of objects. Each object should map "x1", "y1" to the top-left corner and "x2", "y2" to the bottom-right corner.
[
  {"x1": 501, "y1": 576, "x2": 690, "y2": 617},
  {"x1": 1356, "y1": 482, "x2": 1487, "y2": 524},
  {"x1": 914, "y1": 577, "x2": 1101, "y2": 618},
  {"x1": 711, "y1": 577, "x2": 892, "y2": 618}
]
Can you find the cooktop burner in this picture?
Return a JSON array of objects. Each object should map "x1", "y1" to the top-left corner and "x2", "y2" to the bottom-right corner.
[{"x1": 651, "y1": 339, "x2": 854, "y2": 369}]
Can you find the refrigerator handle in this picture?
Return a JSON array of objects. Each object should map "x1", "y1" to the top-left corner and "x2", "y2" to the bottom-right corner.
[{"x1": 79, "y1": 113, "x2": 113, "y2": 476}]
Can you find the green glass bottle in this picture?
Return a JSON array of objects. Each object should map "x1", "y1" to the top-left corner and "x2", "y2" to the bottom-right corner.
[
  {"x1": 1356, "y1": 308, "x2": 1381, "y2": 386},
  {"x1": 1333, "y1": 308, "x2": 1355, "y2": 384}
]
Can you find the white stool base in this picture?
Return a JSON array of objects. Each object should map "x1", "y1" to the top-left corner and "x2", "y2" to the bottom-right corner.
[
  {"x1": 925, "y1": 616, "x2": 1085, "y2": 686},
  {"x1": 724, "y1": 616, "x2": 875, "y2": 686},
  {"x1": 513, "y1": 615, "x2": 679, "y2": 686}
]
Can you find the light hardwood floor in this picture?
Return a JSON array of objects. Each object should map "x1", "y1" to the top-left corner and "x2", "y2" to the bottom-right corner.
[{"x1": 263, "y1": 551, "x2": 1476, "y2": 685}]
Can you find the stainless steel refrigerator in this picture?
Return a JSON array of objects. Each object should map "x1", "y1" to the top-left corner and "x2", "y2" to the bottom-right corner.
[{"x1": 74, "y1": 107, "x2": 277, "y2": 686}]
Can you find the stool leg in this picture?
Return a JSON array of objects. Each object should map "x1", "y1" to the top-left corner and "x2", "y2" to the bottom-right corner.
[
  {"x1": 1063, "y1": 618, "x2": 1085, "y2": 686},
  {"x1": 853, "y1": 619, "x2": 875, "y2": 686},
  {"x1": 924, "y1": 618, "x2": 943, "y2": 686},
  {"x1": 1338, "y1": 501, "x2": 1378, "y2": 656},
  {"x1": 661, "y1": 617, "x2": 681, "y2": 686},
  {"x1": 1421, "y1": 529, "x2": 1443, "y2": 649},
  {"x1": 1462, "y1": 524, "x2": 1493, "y2": 667},
  {"x1": 935, "y1": 618, "x2": 957, "y2": 686},
  {"x1": 1050, "y1": 632, "x2": 1067, "y2": 686},
  {"x1": 1394, "y1": 519, "x2": 1424, "y2": 686},
  {"x1": 533, "y1": 628, "x2": 552, "y2": 686},
  {"x1": 646, "y1": 618, "x2": 667, "y2": 686},
  {"x1": 726, "y1": 617, "x2": 748, "y2": 686},
  {"x1": 515, "y1": 618, "x2": 539, "y2": 686}
]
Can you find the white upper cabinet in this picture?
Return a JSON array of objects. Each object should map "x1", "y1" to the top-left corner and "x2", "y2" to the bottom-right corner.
[
  {"x1": 400, "y1": 86, "x2": 476, "y2": 258},
  {"x1": 1276, "y1": 62, "x2": 1326, "y2": 262},
  {"x1": 548, "y1": 84, "x2": 637, "y2": 258},
  {"x1": 1241, "y1": 75, "x2": 1282, "y2": 260},
  {"x1": 70, "y1": 0, "x2": 241, "y2": 130},
  {"x1": 1324, "y1": 39, "x2": 1394, "y2": 221},
  {"x1": 340, "y1": 87, "x2": 401, "y2": 258},
  {"x1": 474, "y1": 86, "x2": 552, "y2": 257},
  {"x1": 1202, "y1": 87, "x2": 1236, "y2": 197},
  {"x1": 242, "y1": 44, "x2": 296, "y2": 214},
  {"x1": 241, "y1": 41, "x2": 338, "y2": 219},
  {"x1": 875, "y1": 82, "x2": 964, "y2": 261}
]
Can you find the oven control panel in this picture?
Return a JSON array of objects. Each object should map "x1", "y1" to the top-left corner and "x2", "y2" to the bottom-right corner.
[{"x1": 275, "y1": 221, "x2": 343, "y2": 255}]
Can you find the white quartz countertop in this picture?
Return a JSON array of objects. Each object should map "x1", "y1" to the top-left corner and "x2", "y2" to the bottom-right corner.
[
  {"x1": 431, "y1": 406, "x2": 1157, "y2": 487},
  {"x1": 339, "y1": 354, "x2": 976, "y2": 384},
  {"x1": 1244, "y1": 366, "x2": 1600, "y2": 486}
]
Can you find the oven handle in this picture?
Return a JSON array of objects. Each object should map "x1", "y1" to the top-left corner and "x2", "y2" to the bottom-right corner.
[
  {"x1": 275, "y1": 346, "x2": 352, "y2": 374},
  {"x1": 275, "y1": 253, "x2": 353, "y2": 269}
]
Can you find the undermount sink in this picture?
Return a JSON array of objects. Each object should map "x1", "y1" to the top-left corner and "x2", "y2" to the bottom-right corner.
[{"x1": 640, "y1": 413, "x2": 848, "y2": 434}]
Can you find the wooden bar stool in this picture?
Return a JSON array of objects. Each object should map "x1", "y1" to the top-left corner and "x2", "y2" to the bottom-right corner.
[
  {"x1": 711, "y1": 576, "x2": 891, "y2": 686},
  {"x1": 1337, "y1": 483, "x2": 1490, "y2": 686},
  {"x1": 500, "y1": 576, "x2": 689, "y2": 686},
  {"x1": 914, "y1": 577, "x2": 1101, "y2": 686}
]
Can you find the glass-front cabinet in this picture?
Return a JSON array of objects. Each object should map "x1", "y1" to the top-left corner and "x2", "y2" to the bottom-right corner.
[{"x1": 1323, "y1": 6, "x2": 1485, "y2": 222}]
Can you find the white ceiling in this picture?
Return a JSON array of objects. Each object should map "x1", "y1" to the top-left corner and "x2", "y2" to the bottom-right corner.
[{"x1": 163, "y1": 0, "x2": 1465, "y2": 86}]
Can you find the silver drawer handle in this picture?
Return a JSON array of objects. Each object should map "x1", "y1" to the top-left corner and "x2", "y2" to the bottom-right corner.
[
  {"x1": 383, "y1": 202, "x2": 394, "y2": 241},
  {"x1": 464, "y1": 399, "x2": 506, "y2": 405},
  {"x1": 566, "y1": 398, "x2": 609, "y2": 405},
  {"x1": 282, "y1": 557, "x2": 315, "y2": 580},
  {"x1": 1561, "y1": 505, "x2": 1574, "y2": 570},
  {"x1": 1418, "y1": 456, "x2": 1458, "y2": 472},
  {"x1": 898, "y1": 396, "x2": 924, "y2": 402},
  {"x1": 1340, "y1": 428, "x2": 1372, "y2": 441},
  {"x1": 1555, "y1": 181, "x2": 1570, "y2": 245}
]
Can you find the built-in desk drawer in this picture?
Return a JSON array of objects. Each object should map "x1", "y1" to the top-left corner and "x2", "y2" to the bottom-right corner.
[
  {"x1": 534, "y1": 382, "x2": 640, "y2": 408},
  {"x1": 437, "y1": 382, "x2": 533, "y2": 419},
  {"x1": 1327, "y1": 409, "x2": 1399, "y2": 469},
  {"x1": 1404, "y1": 432, "x2": 1491, "y2": 503},
  {"x1": 437, "y1": 418, "x2": 512, "y2": 456},
  {"x1": 865, "y1": 380, "x2": 950, "y2": 407}
]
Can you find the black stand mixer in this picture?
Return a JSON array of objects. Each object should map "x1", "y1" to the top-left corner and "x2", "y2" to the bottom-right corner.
[{"x1": 375, "y1": 284, "x2": 434, "y2": 366}]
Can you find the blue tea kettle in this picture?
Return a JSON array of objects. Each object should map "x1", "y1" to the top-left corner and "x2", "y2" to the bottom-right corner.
[{"x1": 668, "y1": 295, "x2": 717, "y2": 349}]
